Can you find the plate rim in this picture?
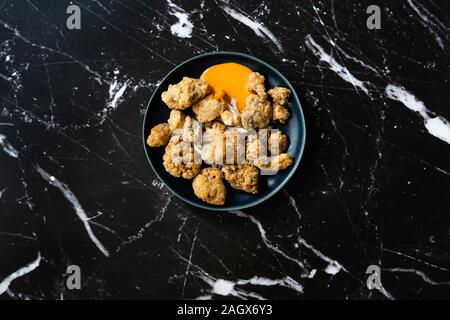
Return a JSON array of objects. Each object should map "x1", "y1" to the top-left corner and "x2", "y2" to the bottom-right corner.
[{"x1": 142, "y1": 51, "x2": 306, "y2": 211}]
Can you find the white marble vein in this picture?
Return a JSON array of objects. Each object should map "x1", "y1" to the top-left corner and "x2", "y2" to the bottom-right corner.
[
  {"x1": 220, "y1": 1, "x2": 283, "y2": 52},
  {"x1": 230, "y1": 210, "x2": 306, "y2": 271},
  {"x1": 182, "y1": 229, "x2": 198, "y2": 297},
  {"x1": 385, "y1": 84, "x2": 450, "y2": 144},
  {"x1": 167, "y1": 0, "x2": 194, "y2": 38},
  {"x1": 287, "y1": 193, "x2": 301, "y2": 220},
  {"x1": 298, "y1": 238, "x2": 348, "y2": 275},
  {"x1": 0, "y1": 133, "x2": 19, "y2": 158},
  {"x1": 100, "y1": 80, "x2": 128, "y2": 124},
  {"x1": 406, "y1": 0, "x2": 445, "y2": 49},
  {"x1": 305, "y1": 35, "x2": 369, "y2": 95},
  {"x1": 0, "y1": 252, "x2": 41, "y2": 295},
  {"x1": 0, "y1": 19, "x2": 104, "y2": 84},
  {"x1": 235, "y1": 276, "x2": 303, "y2": 293},
  {"x1": 36, "y1": 166, "x2": 110, "y2": 257},
  {"x1": 384, "y1": 268, "x2": 450, "y2": 286},
  {"x1": 173, "y1": 248, "x2": 303, "y2": 299}
]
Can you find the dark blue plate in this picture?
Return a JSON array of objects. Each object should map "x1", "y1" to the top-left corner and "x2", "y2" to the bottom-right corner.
[{"x1": 142, "y1": 52, "x2": 306, "y2": 211}]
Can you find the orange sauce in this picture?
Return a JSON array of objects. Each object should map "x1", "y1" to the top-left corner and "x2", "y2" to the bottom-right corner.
[{"x1": 200, "y1": 62, "x2": 252, "y2": 112}]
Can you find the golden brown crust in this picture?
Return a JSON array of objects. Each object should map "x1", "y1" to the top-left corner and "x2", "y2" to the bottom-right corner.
[
  {"x1": 246, "y1": 133, "x2": 263, "y2": 164},
  {"x1": 268, "y1": 131, "x2": 289, "y2": 155},
  {"x1": 161, "y1": 77, "x2": 210, "y2": 110},
  {"x1": 205, "y1": 121, "x2": 226, "y2": 132},
  {"x1": 221, "y1": 110, "x2": 241, "y2": 126},
  {"x1": 272, "y1": 103, "x2": 290, "y2": 124},
  {"x1": 201, "y1": 125, "x2": 225, "y2": 165},
  {"x1": 241, "y1": 94, "x2": 272, "y2": 129},
  {"x1": 163, "y1": 136, "x2": 201, "y2": 179},
  {"x1": 223, "y1": 128, "x2": 246, "y2": 165},
  {"x1": 181, "y1": 116, "x2": 202, "y2": 143},
  {"x1": 254, "y1": 153, "x2": 293, "y2": 171},
  {"x1": 192, "y1": 94, "x2": 227, "y2": 122},
  {"x1": 192, "y1": 167, "x2": 226, "y2": 205},
  {"x1": 168, "y1": 110, "x2": 186, "y2": 131},
  {"x1": 247, "y1": 72, "x2": 266, "y2": 95},
  {"x1": 222, "y1": 164, "x2": 259, "y2": 194},
  {"x1": 147, "y1": 123, "x2": 171, "y2": 147},
  {"x1": 268, "y1": 87, "x2": 291, "y2": 106}
]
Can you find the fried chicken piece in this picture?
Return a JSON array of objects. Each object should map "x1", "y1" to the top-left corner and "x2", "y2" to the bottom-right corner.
[
  {"x1": 205, "y1": 121, "x2": 226, "y2": 132},
  {"x1": 168, "y1": 110, "x2": 185, "y2": 131},
  {"x1": 161, "y1": 77, "x2": 210, "y2": 110},
  {"x1": 246, "y1": 132, "x2": 269, "y2": 164},
  {"x1": 147, "y1": 123, "x2": 171, "y2": 147},
  {"x1": 222, "y1": 164, "x2": 259, "y2": 194},
  {"x1": 192, "y1": 94, "x2": 227, "y2": 122},
  {"x1": 163, "y1": 136, "x2": 201, "y2": 179},
  {"x1": 224, "y1": 128, "x2": 247, "y2": 164},
  {"x1": 268, "y1": 131, "x2": 289, "y2": 155},
  {"x1": 268, "y1": 87, "x2": 291, "y2": 106},
  {"x1": 241, "y1": 94, "x2": 272, "y2": 129},
  {"x1": 254, "y1": 153, "x2": 293, "y2": 172},
  {"x1": 221, "y1": 110, "x2": 241, "y2": 126},
  {"x1": 181, "y1": 116, "x2": 202, "y2": 143},
  {"x1": 192, "y1": 167, "x2": 226, "y2": 205},
  {"x1": 247, "y1": 72, "x2": 266, "y2": 95},
  {"x1": 272, "y1": 104, "x2": 290, "y2": 124},
  {"x1": 201, "y1": 127, "x2": 247, "y2": 165},
  {"x1": 201, "y1": 125, "x2": 225, "y2": 165}
]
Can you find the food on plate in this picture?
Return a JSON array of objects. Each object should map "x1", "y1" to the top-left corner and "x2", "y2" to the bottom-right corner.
[
  {"x1": 220, "y1": 110, "x2": 241, "y2": 127},
  {"x1": 246, "y1": 132, "x2": 264, "y2": 164},
  {"x1": 273, "y1": 103, "x2": 290, "y2": 124},
  {"x1": 200, "y1": 62, "x2": 252, "y2": 111},
  {"x1": 269, "y1": 87, "x2": 291, "y2": 124},
  {"x1": 163, "y1": 136, "x2": 201, "y2": 179},
  {"x1": 168, "y1": 110, "x2": 186, "y2": 130},
  {"x1": 201, "y1": 124, "x2": 225, "y2": 165},
  {"x1": 161, "y1": 77, "x2": 210, "y2": 110},
  {"x1": 192, "y1": 168, "x2": 227, "y2": 205},
  {"x1": 254, "y1": 153, "x2": 293, "y2": 171},
  {"x1": 222, "y1": 164, "x2": 259, "y2": 194},
  {"x1": 192, "y1": 94, "x2": 227, "y2": 122},
  {"x1": 247, "y1": 72, "x2": 266, "y2": 96},
  {"x1": 268, "y1": 87, "x2": 291, "y2": 106},
  {"x1": 241, "y1": 94, "x2": 272, "y2": 129},
  {"x1": 181, "y1": 116, "x2": 202, "y2": 143},
  {"x1": 147, "y1": 123, "x2": 171, "y2": 147},
  {"x1": 269, "y1": 131, "x2": 289, "y2": 155},
  {"x1": 223, "y1": 128, "x2": 246, "y2": 164},
  {"x1": 147, "y1": 63, "x2": 294, "y2": 205}
]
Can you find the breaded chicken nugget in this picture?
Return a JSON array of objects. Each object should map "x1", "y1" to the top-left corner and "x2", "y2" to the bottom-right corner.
[
  {"x1": 163, "y1": 136, "x2": 201, "y2": 179},
  {"x1": 247, "y1": 72, "x2": 266, "y2": 95},
  {"x1": 147, "y1": 123, "x2": 171, "y2": 147},
  {"x1": 162, "y1": 77, "x2": 210, "y2": 110},
  {"x1": 192, "y1": 167, "x2": 226, "y2": 205},
  {"x1": 192, "y1": 94, "x2": 227, "y2": 122},
  {"x1": 268, "y1": 131, "x2": 289, "y2": 155},
  {"x1": 268, "y1": 87, "x2": 291, "y2": 106},
  {"x1": 222, "y1": 164, "x2": 259, "y2": 194},
  {"x1": 241, "y1": 94, "x2": 272, "y2": 129},
  {"x1": 168, "y1": 110, "x2": 185, "y2": 131}
]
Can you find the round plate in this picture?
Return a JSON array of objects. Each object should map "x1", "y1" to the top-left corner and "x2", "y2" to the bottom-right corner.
[{"x1": 142, "y1": 52, "x2": 306, "y2": 211}]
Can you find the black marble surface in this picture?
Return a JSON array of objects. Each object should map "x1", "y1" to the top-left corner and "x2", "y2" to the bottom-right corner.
[{"x1": 0, "y1": 0, "x2": 449, "y2": 300}]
